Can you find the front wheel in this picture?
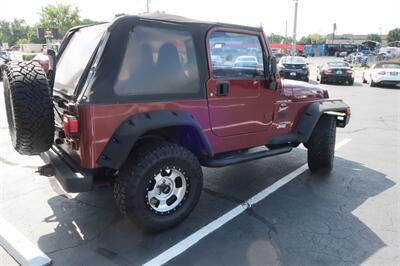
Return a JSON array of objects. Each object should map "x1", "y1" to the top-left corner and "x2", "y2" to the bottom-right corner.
[
  {"x1": 306, "y1": 115, "x2": 336, "y2": 173},
  {"x1": 114, "y1": 141, "x2": 203, "y2": 232}
]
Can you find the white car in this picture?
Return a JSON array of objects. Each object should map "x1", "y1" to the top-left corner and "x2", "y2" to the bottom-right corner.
[
  {"x1": 362, "y1": 62, "x2": 400, "y2": 87},
  {"x1": 234, "y1": 56, "x2": 258, "y2": 67}
]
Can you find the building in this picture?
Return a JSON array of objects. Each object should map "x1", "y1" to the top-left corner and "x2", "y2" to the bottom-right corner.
[{"x1": 326, "y1": 34, "x2": 388, "y2": 46}]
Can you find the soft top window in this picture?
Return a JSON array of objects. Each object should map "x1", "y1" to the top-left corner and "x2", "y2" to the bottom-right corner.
[
  {"x1": 114, "y1": 26, "x2": 200, "y2": 97},
  {"x1": 54, "y1": 23, "x2": 108, "y2": 95}
]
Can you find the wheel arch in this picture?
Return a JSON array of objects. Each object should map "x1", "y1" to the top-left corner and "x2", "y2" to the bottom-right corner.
[
  {"x1": 96, "y1": 110, "x2": 213, "y2": 169},
  {"x1": 268, "y1": 100, "x2": 350, "y2": 146}
]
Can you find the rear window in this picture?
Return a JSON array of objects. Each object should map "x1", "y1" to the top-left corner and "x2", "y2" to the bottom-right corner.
[
  {"x1": 327, "y1": 62, "x2": 349, "y2": 67},
  {"x1": 114, "y1": 26, "x2": 200, "y2": 96},
  {"x1": 54, "y1": 24, "x2": 107, "y2": 95},
  {"x1": 375, "y1": 63, "x2": 400, "y2": 69},
  {"x1": 280, "y1": 56, "x2": 306, "y2": 64}
]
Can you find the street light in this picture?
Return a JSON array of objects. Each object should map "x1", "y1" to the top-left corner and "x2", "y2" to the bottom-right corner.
[{"x1": 292, "y1": 0, "x2": 298, "y2": 56}]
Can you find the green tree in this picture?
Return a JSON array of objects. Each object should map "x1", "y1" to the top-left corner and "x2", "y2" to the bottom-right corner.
[
  {"x1": 39, "y1": 3, "x2": 81, "y2": 37},
  {"x1": 0, "y1": 20, "x2": 12, "y2": 45},
  {"x1": 80, "y1": 18, "x2": 98, "y2": 25},
  {"x1": 387, "y1": 28, "x2": 400, "y2": 43},
  {"x1": 0, "y1": 19, "x2": 31, "y2": 46},
  {"x1": 299, "y1": 34, "x2": 325, "y2": 44},
  {"x1": 268, "y1": 33, "x2": 285, "y2": 43},
  {"x1": 366, "y1": 34, "x2": 381, "y2": 43}
]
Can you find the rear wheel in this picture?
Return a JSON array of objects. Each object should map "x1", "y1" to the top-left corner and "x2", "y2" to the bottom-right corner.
[
  {"x1": 306, "y1": 115, "x2": 336, "y2": 173},
  {"x1": 3, "y1": 61, "x2": 54, "y2": 155},
  {"x1": 348, "y1": 79, "x2": 354, "y2": 85},
  {"x1": 114, "y1": 141, "x2": 203, "y2": 232},
  {"x1": 370, "y1": 78, "x2": 377, "y2": 87}
]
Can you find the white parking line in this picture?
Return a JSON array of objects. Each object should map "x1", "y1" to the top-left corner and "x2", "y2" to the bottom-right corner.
[
  {"x1": 0, "y1": 217, "x2": 51, "y2": 266},
  {"x1": 143, "y1": 138, "x2": 352, "y2": 266}
]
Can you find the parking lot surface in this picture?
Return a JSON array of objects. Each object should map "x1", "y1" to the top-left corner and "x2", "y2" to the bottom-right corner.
[{"x1": 1, "y1": 57, "x2": 399, "y2": 266}]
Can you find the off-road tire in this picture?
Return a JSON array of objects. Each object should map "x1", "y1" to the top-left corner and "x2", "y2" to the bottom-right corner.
[
  {"x1": 306, "y1": 115, "x2": 336, "y2": 173},
  {"x1": 114, "y1": 141, "x2": 203, "y2": 232},
  {"x1": 3, "y1": 61, "x2": 54, "y2": 155}
]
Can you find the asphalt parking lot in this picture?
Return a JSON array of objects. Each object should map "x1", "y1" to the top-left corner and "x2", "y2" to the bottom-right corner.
[{"x1": 1, "y1": 57, "x2": 399, "y2": 266}]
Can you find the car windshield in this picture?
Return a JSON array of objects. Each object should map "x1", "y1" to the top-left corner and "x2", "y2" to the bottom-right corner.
[
  {"x1": 327, "y1": 62, "x2": 349, "y2": 67},
  {"x1": 54, "y1": 23, "x2": 108, "y2": 95},
  {"x1": 280, "y1": 56, "x2": 305, "y2": 64},
  {"x1": 375, "y1": 63, "x2": 400, "y2": 69}
]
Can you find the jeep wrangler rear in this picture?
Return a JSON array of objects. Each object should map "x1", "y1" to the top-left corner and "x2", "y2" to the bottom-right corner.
[{"x1": 3, "y1": 14, "x2": 350, "y2": 231}]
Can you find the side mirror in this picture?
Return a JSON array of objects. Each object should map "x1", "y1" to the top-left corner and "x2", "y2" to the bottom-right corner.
[
  {"x1": 47, "y1": 49, "x2": 57, "y2": 93},
  {"x1": 267, "y1": 56, "x2": 278, "y2": 90},
  {"x1": 270, "y1": 56, "x2": 277, "y2": 75}
]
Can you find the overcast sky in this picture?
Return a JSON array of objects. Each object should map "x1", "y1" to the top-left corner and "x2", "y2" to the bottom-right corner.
[{"x1": 0, "y1": 0, "x2": 399, "y2": 38}]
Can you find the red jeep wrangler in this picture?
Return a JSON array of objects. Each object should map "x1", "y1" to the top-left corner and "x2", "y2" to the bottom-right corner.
[{"x1": 3, "y1": 14, "x2": 350, "y2": 231}]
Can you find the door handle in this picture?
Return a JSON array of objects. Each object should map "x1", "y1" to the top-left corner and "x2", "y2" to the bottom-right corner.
[{"x1": 216, "y1": 83, "x2": 229, "y2": 96}]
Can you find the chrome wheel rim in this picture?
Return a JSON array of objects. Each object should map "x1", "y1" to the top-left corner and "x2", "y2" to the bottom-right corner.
[{"x1": 146, "y1": 167, "x2": 188, "y2": 214}]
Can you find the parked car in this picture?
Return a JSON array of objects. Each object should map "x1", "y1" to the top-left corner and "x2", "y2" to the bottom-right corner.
[
  {"x1": 317, "y1": 61, "x2": 354, "y2": 85},
  {"x1": 344, "y1": 52, "x2": 356, "y2": 63},
  {"x1": 278, "y1": 56, "x2": 309, "y2": 82},
  {"x1": 0, "y1": 50, "x2": 11, "y2": 81},
  {"x1": 234, "y1": 55, "x2": 258, "y2": 67},
  {"x1": 2, "y1": 14, "x2": 351, "y2": 232},
  {"x1": 32, "y1": 52, "x2": 49, "y2": 74},
  {"x1": 362, "y1": 62, "x2": 400, "y2": 87}
]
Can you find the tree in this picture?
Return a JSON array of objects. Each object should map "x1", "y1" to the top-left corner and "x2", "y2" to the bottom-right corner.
[
  {"x1": 299, "y1": 34, "x2": 326, "y2": 45},
  {"x1": 267, "y1": 33, "x2": 293, "y2": 44},
  {"x1": 367, "y1": 34, "x2": 381, "y2": 43},
  {"x1": 39, "y1": 3, "x2": 81, "y2": 37},
  {"x1": 387, "y1": 28, "x2": 400, "y2": 43},
  {"x1": 268, "y1": 33, "x2": 285, "y2": 43}
]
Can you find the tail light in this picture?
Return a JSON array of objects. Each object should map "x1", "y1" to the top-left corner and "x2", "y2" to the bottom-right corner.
[
  {"x1": 377, "y1": 71, "x2": 386, "y2": 75},
  {"x1": 346, "y1": 70, "x2": 353, "y2": 74},
  {"x1": 63, "y1": 114, "x2": 79, "y2": 137},
  {"x1": 324, "y1": 69, "x2": 332, "y2": 74}
]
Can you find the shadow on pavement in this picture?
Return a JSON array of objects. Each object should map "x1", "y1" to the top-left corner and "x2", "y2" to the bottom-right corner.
[{"x1": 37, "y1": 153, "x2": 395, "y2": 266}]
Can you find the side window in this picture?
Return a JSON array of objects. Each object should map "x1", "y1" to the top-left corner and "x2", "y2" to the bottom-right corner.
[
  {"x1": 115, "y1": 26, "x2": 200, "y2": 96},
  {"x1": 208, "y1": 31, "x2": 265, "y2": 79}
]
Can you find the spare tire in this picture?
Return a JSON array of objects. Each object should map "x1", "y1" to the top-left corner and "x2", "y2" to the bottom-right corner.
[{"x1": 3, "y1": 61, "x2": 54, "y2": 155}]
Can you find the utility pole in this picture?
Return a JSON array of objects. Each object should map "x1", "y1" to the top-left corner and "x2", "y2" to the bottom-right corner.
[
  {"x1": 285, "y1": 20, "x2": 288, "y2": 44},
  {"x1": 146, "y1": 0, "x2": 150, "y2": 13},
  {"x1": 292, "y1": 0, "x2": 298, "y2": 56},
  {"x1": 332, "y1": 23, "x2": 336, "y2": 44}
]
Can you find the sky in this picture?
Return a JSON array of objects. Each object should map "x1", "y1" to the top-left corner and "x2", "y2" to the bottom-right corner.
[{"x1": 0, "y1": 0, "x2": 399, "y2": 38}]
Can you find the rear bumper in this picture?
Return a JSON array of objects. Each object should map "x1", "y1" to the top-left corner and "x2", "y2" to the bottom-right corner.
[
  {"x1": 40, "y1": 147, "x2": 93, "y2": 192},
  {"x1": 282, "y1": 71, "x2": 309, "y2": 80},
  {"x1": 323, "y1": 75, "x2": 353, "y2": 83}
]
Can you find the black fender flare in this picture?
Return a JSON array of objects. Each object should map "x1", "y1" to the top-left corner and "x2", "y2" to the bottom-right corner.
[
  {"x1": 96, "y1": 110, "x2": 213, "y2": 169},
  {"x1": 268, "y1": 100, "x2": 350, "y2": 146}
]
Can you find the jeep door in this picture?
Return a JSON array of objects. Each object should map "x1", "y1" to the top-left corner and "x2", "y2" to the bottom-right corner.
[{"x1": 206, "y1": 29, "x2": 276, "y2": 137}]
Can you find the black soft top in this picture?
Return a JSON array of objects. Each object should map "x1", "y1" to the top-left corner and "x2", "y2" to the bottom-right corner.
[
  {"x1": 63, "y1": 13, "x2": 265, "y2": 104},
  {"x1": 109, "y1": 13, "x2": 263, "y2": 33}
]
